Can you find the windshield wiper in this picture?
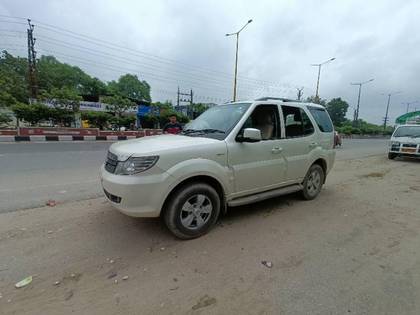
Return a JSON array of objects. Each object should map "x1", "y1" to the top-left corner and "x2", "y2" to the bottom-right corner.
[{"x1": 182, "y1": 128, "x2": 225, "y2": 135}]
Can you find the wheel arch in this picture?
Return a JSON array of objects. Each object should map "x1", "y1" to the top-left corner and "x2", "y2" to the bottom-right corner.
[
  {"x1": 311, "y1": 158, "x2": 327, "y2": 183},
  {"x1": 161, "y1": 175, "x2": 227, "y2": 217}
]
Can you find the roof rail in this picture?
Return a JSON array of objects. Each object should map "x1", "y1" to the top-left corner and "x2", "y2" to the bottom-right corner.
[{"x1": 254, "y1": 97, "x2": 300, "y2": 102}]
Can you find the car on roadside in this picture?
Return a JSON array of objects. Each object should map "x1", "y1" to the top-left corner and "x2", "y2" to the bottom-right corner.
[
  {"x1": 100, "y1": 97, "x2": 336, "y2": 239},
  {"x1": 388, "y1": 124, "x2": 420, "y2": 160}
]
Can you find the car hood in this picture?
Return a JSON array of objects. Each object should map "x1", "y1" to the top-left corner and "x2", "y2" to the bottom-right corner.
[
  {"x1": 391, "y1": 136, "x2": 420, "y2": 144},
  {"x1": 109, "y1": 134, "x2": 221, "y2": 160}
]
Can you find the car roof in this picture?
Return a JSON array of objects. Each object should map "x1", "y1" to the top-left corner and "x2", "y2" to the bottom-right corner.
[
  {"x1": 227, "y1": 100, "x2": 325, "y2": 109},
  {"x1": 396, "y1": 124, "x2": 420, "y2": 128}
]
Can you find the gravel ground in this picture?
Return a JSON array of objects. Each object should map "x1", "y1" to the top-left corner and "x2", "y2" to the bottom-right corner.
[{"x1": 0, "y1": 155, "x2": 419, "y2": 314}]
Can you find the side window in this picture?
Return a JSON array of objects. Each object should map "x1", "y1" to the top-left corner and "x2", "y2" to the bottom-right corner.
[
  {"x1": 307, "y1": 107, "x2": 334, "y2": 132},
  {"x1": 301, "y1": 109, "x2": 315, "y2": 136},
  {"x1": 239, "y1": 105, "x2": 280, "y2": 140},
  {"x1": 282, "y1": 105, "x2": 304, "y2": 138}
]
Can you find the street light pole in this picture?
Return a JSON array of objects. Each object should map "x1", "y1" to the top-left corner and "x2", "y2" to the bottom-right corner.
[
  {"x1": 311, "y1": 57, "x2": 335, "y2": 102},
  {"x1": 382, "y1": 91, "x2": 402, "y2": 133},
  {"x1": 226, "y1": 19, "x2": 253, "y2": 102},
  {"x1": 350, "y1": 78, "x2": 374, "y2": 124}
]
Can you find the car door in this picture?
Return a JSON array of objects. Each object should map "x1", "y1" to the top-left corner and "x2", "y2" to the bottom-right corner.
[
  {"x1": 227, "y1": 104, "x2": 287, "y2": 197},
  {"x1": 279, "y1": 105, "x2": 318, "y2": 182}
]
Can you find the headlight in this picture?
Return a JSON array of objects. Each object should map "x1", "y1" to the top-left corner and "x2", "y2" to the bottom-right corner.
[
  {"x1": 115, "y1": 156, "x2": 159, "y2": 175},
  {"x1": 390, "y1": 141, "x2": 400, "y2": 146}
]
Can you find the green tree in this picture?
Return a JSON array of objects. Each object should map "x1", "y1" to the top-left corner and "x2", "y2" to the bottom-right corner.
[
  {"x1": 12, "y1": 103, "x2": 51, "y2": 125},
  {"x1": 0, "y1": 112, "x2": 12, "y2": 126},
  {"x1": 0, "y1": 51, "x2": 28, "y2": 103},
  {"x1": 102, "y1": 95, "x2": 136, "y2": 117},
  {"x1": 40, "y1": 87, "x2": 82, "y2": 112},
  {"x1": 81, "y1": 111, "x2": 113, "y2": 130},
  {"x1": 108, "y1": 74, "x2": 151, "y2": 102},
  {"x1": 326, "y1": 98, "x2": 349, "y2": 126},
  {"x1": 306, "y1": 95, "x2": 326, "y2": 106}
]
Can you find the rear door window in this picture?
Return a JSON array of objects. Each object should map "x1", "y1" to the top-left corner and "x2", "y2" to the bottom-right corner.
[{"x1": 307, "y1": 107, "x2": 333, "y2": 132}]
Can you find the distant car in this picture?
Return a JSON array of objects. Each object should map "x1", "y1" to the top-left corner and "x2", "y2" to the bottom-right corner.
[
  {"x1": 388, "y1": 124, "x2": 420, "y2": 159},
  {"x1": 101, "y1": 98, "x2": 336, "y2": 239}
]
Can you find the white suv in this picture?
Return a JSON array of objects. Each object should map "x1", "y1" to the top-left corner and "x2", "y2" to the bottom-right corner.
[
  {"x1": 388, "y1": 124, "x2": 420, "y2": 159},
  {"x1": 100, "y1": 98, "x2": 336, "y2": 239}
]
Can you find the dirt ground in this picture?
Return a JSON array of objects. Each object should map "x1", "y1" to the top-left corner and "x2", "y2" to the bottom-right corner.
[{"x1": 1, "y1": 156, "x2": 420, "y2": 315}]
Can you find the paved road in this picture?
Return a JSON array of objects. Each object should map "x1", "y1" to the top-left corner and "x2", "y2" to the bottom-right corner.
[{"x1": 0, "y1": 138, "x2": 388, "y2": 213}]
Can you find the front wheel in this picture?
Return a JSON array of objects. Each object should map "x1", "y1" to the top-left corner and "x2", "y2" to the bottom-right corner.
[
  {"x1": 302, "y1": 164, "x2": 325, "y2": 200},
  {"x1": 163, "y1": 183, "x2": 221, "y2": 239}
]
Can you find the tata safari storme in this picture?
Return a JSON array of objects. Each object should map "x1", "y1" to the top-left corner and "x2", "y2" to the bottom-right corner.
[
  {"x1": 101, "y1": 98, "x2": 336, "y2": 239},
  {"x1": 388, "y1": 124, "x2": 420, "y2": 159}
]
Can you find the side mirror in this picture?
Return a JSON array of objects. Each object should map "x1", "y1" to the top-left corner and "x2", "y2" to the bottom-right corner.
[{"x1": 240, "y1": 128, "x2": 262, "y2": 142}]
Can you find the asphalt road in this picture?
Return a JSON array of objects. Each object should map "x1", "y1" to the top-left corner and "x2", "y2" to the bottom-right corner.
[{"x1": 0, "y1": 138, "x2": 389, "y2": 213}]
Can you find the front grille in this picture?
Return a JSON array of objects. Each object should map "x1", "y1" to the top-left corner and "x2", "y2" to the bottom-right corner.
[
  {"x1": 402, "y1": 143, "x2": 417, "y2": 148},
  {"x1": 105, "y1": 151, "x2": 118, "y2": 174}
]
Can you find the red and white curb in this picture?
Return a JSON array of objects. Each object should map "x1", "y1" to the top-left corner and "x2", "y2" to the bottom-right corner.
[{"x1": 0, "y1": 135, "x2": 139, "y2": 142}]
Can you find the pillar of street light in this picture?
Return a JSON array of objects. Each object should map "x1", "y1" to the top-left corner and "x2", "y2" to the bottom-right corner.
[
  {"x1": 226, "y1": 19, "x2": 253, "y2": 102},
  {"x1": 350, "y1": 78, "x2": 374, "y2": 125},
  {"x1": 311, "y1": 57, "x2": 335, "y2": 102},
  {"x1": 382, "y1": 91, "x2": 402, "y2": 133}
]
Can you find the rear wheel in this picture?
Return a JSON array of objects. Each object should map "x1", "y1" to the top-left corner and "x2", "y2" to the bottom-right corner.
[
  {"x1": 302, "y1": 164, "x2": 325, "y2": 200},
  {"x1": 163, "y1": 183, "x2": 220, "y2": 239},
  {"x1": 388, "y1": 153, "x2": 397, "y2": 160}
]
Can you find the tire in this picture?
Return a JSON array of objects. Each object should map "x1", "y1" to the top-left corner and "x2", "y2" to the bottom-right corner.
[
  {"x1": 301, "y1": 164, "x2": 325, "y2": 200},
  {"x1": 163, "y1": 182, "x2": 221, "y2": 239},
  {"x1": 388, "y1": 153, "x2": 397, "y2": 160}
]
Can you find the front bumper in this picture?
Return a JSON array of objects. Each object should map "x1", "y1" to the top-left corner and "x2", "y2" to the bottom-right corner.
[
  {"x1": 389, "y1": 143, "x2": 420, "y2": 156},
  {"x1": 100, "y1": 165, "x2": 173, "y2": 217}
]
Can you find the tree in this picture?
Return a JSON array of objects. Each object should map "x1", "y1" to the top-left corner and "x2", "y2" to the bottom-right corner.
[
  {"x1": 0, "y1": 51, "x2": 28, "y2": 104},
  {"x1": 326, "y1": 98, "x2": 349, "y2": 127},
  {"x1": 0, "y1": 112, "x2": 12, "y2": 126},
  {"x1": 108, "y1": 74, "x2": 151, "y2": 102},
  {"x1": 12, "y1": 103, "x2": 51, "y2": 125},
  {"x1": 40, "y1": 87, "x2": 82, "y2": 112},
  {"x1": 102, "y1": 95, "x2": 136, "y2": 117},
  {"x1": 306, "y1": 95, "x2": 326, "y2": 106},
  {"x1": 81, "y1": 111, "x2": 113, "y2": 130}
]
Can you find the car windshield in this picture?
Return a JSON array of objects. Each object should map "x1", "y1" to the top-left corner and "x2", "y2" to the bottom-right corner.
[
  {"x1": 393, "y1": 126, "x2": 420, "y2": 137},
  {"x1": 182, "y1": 103, "x2": 251, "y2": 139}
]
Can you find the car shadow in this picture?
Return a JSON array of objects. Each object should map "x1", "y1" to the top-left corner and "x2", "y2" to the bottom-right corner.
[{"x1": 222, "y1": 192, "x2": 303, "y2": 223}]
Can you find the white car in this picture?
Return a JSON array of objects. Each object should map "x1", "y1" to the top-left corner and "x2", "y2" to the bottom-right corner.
[
  {"x1": 388, "y1": 124, "x2": 420, "y2": 159},
  {"x1": 101, "y1": 98, "x2": 336, "y2": 239}
]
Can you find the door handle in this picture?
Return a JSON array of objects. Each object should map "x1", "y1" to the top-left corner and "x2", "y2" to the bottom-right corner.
[
  {"x1": 271, "y1": 147, "x2": 283, "y2": 154},
  {"x1": 309, "y1": 142, "x2": 318, "y2": 148}
]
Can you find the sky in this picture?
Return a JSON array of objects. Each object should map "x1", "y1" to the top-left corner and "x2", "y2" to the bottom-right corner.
[{"x1": 1, "y1": 0, "x2": 419, "y2": 124}]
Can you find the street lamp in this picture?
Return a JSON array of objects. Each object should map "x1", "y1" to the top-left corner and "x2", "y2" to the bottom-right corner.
[
  {"x1": 350, "y1": 78, "x2": 374, "y2": 124},
  {"x1": 226, "y1": 19, "x2": 253, "y2": 102},
  {"x1": 382, "y1": 91, "x2": 402, "y2": 133},
  {"x1": 311, "y1": 57, "x2": 335, "y2": 101}
]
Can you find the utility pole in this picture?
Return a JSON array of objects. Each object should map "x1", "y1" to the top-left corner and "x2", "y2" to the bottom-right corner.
[
  {"x1": 296, "y1": 87, "x2": 304, "y2": 101},
  {"x1": 176, "y1": 86, "x2": 180, "y2": 107},
  {"x1": 351, "y1": 78, "x2": 374, "y2": 125},
  {"x1": 382, "y1": 91, "x2": 402, "y2": 133},
  {"x1": 403, "y1": 101, "x2": 418, "y2": 113},
  {"x1": 27, "y1": 19, "x2": 38, "y2": 101}
]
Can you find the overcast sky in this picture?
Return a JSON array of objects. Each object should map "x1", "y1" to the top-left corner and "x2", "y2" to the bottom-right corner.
[{"x1": 1, "y1": 0, "x2": 419, "y2": 124}]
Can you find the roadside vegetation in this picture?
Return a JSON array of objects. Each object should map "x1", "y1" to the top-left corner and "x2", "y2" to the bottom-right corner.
[{"x1": 1, "y1": 50, "x2": 391, "y2": 133}]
